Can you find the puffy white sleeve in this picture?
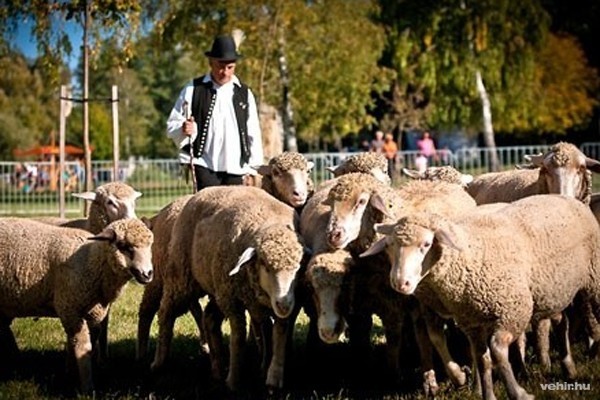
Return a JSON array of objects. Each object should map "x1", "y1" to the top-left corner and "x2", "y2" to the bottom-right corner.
[
  {"x1": 245, "y1": 89, "x2": 264, "y2": 174},
  {"x1": 166, "y1": 82, "x2": 197, "y2": 149}
]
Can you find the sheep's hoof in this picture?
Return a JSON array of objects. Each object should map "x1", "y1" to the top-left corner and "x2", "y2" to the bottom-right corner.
[{"x1": 422, "y1": 369, "x2": 439, "y2": 399}]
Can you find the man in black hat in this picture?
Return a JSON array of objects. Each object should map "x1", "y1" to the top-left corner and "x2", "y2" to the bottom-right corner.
[{"x1": 166, "y1": 34, "x2": 263, "y2": 191}]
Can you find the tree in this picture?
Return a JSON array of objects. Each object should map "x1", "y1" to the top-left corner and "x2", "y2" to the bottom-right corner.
[
  {"x1": 0, "y1": 51, "x2": 58, "y2": 159},
  {"x1": 149, "y1": 0, "x2": 391, "y2": 151}
]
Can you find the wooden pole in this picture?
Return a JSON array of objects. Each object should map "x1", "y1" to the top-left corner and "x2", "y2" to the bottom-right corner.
[
  {"x1": 59, "y1": 85, "x2": 67, "y2": 218},
  {"x1": 82, "y1": 0, "x2": 92, "y2": 216},
  {"x1": 112, "y1": 85, "x2": 120, "y2": 181}
]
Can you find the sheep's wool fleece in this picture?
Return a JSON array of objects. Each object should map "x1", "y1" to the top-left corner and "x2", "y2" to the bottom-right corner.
[
  {"x1": 327, "y1": 173, "x2": 384, "y2": 203},
  {"x1": 335, "y1": 153, "x2": 388, "y2": 175},
  {"x1": 256, "y1": 225, "x2": 304, "y2": 272},
  {"x1": 269, "y1": 151, "x2": 310, "y2": 171}
]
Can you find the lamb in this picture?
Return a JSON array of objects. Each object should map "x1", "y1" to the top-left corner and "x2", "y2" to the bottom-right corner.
[
  {"x1": 326, "y1": 151, "x2": 391, "y2": 184},
  {"x1": 154, "y1": 186, "x2": 305, "y2": 391},
  {"x1": 466, "y1": 142, "x2": 600, "y2": 205},
  {"x1": 361, "y1": 194, "x2": 600, "y2": 400},
  {"x1": 0, "y1": 218, "x2": 153, "y2": 394},
  {"x1": 255, "y1": 151, "x2": 315, "y2": 209},
  {"x1": 401, "y1": 165, "x2": 474, "y2": 187}
]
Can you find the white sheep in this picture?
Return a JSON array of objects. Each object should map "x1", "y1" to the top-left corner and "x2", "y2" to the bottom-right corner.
[
  {"x1": 326, "y1": 152, "x2": 391, "y2": 184},
  {"x1": 401, "y1": 165, "x2": 474, "y2": 187},
  {"x1": 0, "y1": 218, "x2": 153, "y2": 394},
  {"x1": 153, "y1": 186, "x2": 305, "y2": 392},
  {"x1": 49, "y1": 181, "x2": 142, "y2": 234},
  {"x1": 254, "y1": 151, "x2": 315, "y2": 209},
  {"x1": 361, "y1": 194, "x2": 600, "y2": 400},
  {"x1": 136, "y1": 194, "x2": 198, "y2": 361},
  {"x1": 466, "y1": 142, "x2": 600, "y2": 205},
  {"x1": 140, "y1": 153, "x2": 314, "y2": 368}
]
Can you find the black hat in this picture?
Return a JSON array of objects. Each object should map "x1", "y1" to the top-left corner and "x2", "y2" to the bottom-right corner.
[{"x1": 204, "y1": 35, "x2": 241, "y2": 61}]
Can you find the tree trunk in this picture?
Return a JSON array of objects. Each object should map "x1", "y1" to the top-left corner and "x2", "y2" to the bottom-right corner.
[
  {"x1": 475, "y1": 70, "x2": 500, "y2": 172},
  {"x1": 277, "y1": 27, "x2": 297, "y2": 152}
]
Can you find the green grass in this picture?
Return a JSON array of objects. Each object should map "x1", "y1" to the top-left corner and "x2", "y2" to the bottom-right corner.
[{"x1": 2, "y1": 283, "x2": 600, "y2": 399}]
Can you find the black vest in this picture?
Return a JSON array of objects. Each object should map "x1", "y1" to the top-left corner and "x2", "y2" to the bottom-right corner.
[{"x1": 182, "y1": 76, "x2": 251, "y2": 166}]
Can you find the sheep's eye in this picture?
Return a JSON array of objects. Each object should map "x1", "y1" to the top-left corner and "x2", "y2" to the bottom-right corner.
[
  {"x1": 106, "y1": 198, "x2": 118, "y2": 209},
  {"x1": 422, "y1": 241, "x2": 432, "y2": 249},
  {"x1": 357, "y1": 197, "x2": 367, "y2": 207},
  {"x1": 116, "y1": 242, "x2": 134, "y2": 257}
]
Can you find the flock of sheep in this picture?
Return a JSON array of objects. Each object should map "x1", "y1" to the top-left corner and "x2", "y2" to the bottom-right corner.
[{"x1": 1, "y1": 142, "x2": 600, "y2": 400}]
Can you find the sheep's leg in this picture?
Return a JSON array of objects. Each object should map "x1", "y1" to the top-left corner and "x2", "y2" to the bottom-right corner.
[
  {"x1": 423, "y1": 309, "x2": 468, "y2": 388},
  {"x1": 137, "y1": 280, "x2": 162, "y2": 360},
  {"x1": 188, "y1": 300, "x2": 209, "y2": 355},
  {"x1": 532, "y1": 318, "x2": 552, "y2": 373},
  {"x1": 509, "y1": 332, "x2": 528, "y2": 380},
  {"x1": 250, "y1": 316, "x2": 272, "y2": 376},
  {"x1": 203, "y1": 299, "x2": 225, "y2": 381},
  {"x1": 489, "y1": 330, "x2": 533, "y2": 400},
  {"x1": 63, "y1": 318, "x2": 94, "y2": 394},
  {"x1": 226, "y1": 310, "x2": 247, "y2": 392},
  {"x1": 380, "y1": 311, "x2": 404, "y2": 384},
  {"x1": 97, "y1": 307, "x2": 109, "y2": 363},
  {"x1": 410, "y1": 307, "x2": 439, "y2": 398},
  {"x1": 266, "y1": 316, "x2": 289, "y2": 390},
  {"x1": 468, "y1": 334, "x2": 494, "y2": 400},
  {"x1": 553, "y1": 313, "x2": 577, "y2": 380},
  {"x1": 152, "y1": 292, "x2": 190, "y2": 371},
  {"x1": 0, "y1": 316, "x2": 18, "y2": 359}
]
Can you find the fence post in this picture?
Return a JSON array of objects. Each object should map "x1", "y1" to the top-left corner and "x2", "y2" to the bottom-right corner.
[
  {"x1": 59, "y1": 85, "x2": 67, "y2": 218},
  {"x1": 112, "y1": 85, "x2": 120, "y2": 181}
]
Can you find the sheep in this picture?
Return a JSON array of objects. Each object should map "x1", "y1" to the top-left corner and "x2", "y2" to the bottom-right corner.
[
  {"x1": 141, "y1": 154, "x2": 313, "y2": 369},
  {"x1": 154, "y1": 186, "x2": 305, "y2": 391},
  {"x1": 136, "y1": 194, "x2": 199, "y2": 361},
  {"x1": 255, "y1": 151, "x2": 315, "y2": 209},
  {"x1": 466, "y1": 142, "x2": 600, "y2": 205},
  {"x1": 48, "y1": 181, "x2": 142, "y2": 234},
  {"x1": 0, "y1": 217, "x2": 153, "y2": 394},
  {"x1": 35, "y1": 181, "x2": 143, "y2": 362},
  {"x1": 402, "y1": 165, "x2": 474, "y2": 187},
  {"x1": 361, "y1": 194, "x2": 600, "y2": 400},
  {"x1": 326, "y1": 152, "x2": 391, "y2": 184}
]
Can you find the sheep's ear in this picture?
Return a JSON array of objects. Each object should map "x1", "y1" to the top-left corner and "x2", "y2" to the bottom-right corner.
[
  {"x1": 72, "y1": 191, "x2": 96, "y2": 201},
  {"x1": 401, "y1": 168, "x2": 424, "y2": 180},
  {"x1": 325, "y1": 165, "x2": 338, "y2": 175},
  {"x1": 141, "y1": 216, "x2": 153, "y2": 230},
  {"x1": 434, "y1": 227, "x2": 462, "y2": 252},
  {"x1": 230, "y1": 247, "x2": 256, "y2": 276},
  {"x1": 374, "y1": 222, "x2": 396, "y2": 236},
  {"x1": 370, "y1": 193, "x2": 394, "y2": 219},
  {"x1": 134, "y1": 190, "x2": 143, "y2": 199},
  {"x1": 306, "y1": 161, "x2": 315, "y2": 172},
  {"x1": 460, "y1": 174, "x2": 474, "y2": 185},
  {"x1": 89, "y1": 228, "x2": 116, "y2": 243},
  {"x1": 524, "y1": 153, "x2": 544, "y2": 167},
  {"x1": 255, "y1": 165, "x2": 271, "y2": 176},
  {"x1": 359, "y1": 237, "x2": 387, "y2": 258},
  {"x1": 585, "y1": 157, "x2": 600, "y2": 173}
]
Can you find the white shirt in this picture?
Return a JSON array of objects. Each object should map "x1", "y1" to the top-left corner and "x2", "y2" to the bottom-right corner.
[{"x1": 166, "y1": 74, "x2": 263, "y2": 175}]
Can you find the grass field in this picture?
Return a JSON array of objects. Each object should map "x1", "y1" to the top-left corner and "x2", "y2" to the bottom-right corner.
[{"x1": 1, "y1": 282, "x2": 600, "y2": 400}]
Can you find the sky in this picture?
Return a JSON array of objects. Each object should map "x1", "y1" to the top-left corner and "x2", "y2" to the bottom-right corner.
[{"x1": 11, "y1": 17, "x2": 82, "y2": 72}]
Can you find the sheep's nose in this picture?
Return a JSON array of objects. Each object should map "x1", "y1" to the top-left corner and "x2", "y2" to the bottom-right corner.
[{"x1": 327, "y1": 229, "x2": 345, "y2": 248}]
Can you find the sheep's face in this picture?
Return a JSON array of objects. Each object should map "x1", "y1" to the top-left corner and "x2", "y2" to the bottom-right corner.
[
  {"x1": 306, "y1": 252, "x2": 352, "y2": 343},
  {"x1": 254, "y1": 226, "x2": 304, "y2": 318},
  {"x1": 271, "y1": 164, "x2": 313, "y2": 208},
  {"x1": 92, "y1": 219, "x2": 154, "y2": 284},
  {"x1": 326, "y1": 191, "x2": 371, "y2": 249}
]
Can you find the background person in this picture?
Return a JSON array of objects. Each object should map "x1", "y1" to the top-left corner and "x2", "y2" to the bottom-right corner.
[
  {"x1": 382, "y1": 132, "x2": 399, "y2": 179},
  {"x1": 417, "y1": 130, "x2": 438, "y2": 165},
  {"x1": 370, "y1": 130, "x2": 385, "y2": 154},
  {"x1": 166, "y1": 34, "x2": 263, "y2": 191}
]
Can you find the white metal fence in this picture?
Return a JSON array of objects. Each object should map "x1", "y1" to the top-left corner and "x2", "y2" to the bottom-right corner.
[{"x1": 2, "y1": 142, "x2": 599, "y2": 217}]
